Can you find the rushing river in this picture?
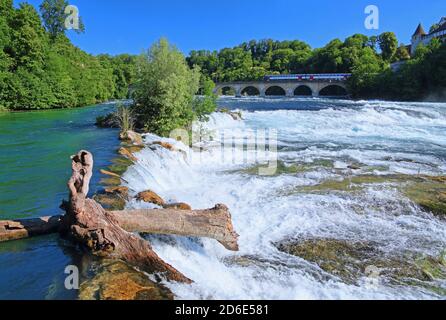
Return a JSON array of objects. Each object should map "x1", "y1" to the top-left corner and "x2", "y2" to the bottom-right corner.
[
  {"x1": 0, "y1": 98, "x2": 445, "y2": 300},
  {"x1": 124, "y1": 97, "x2": 446, "y2": 300}
]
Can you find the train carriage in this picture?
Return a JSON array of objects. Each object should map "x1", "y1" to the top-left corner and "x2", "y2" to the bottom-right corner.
[{"x1": 264, "y1": 74, "x2": 351, "y2": 82}]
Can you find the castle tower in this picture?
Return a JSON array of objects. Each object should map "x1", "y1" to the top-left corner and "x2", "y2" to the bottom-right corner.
[{"x1": 411, "y1": 23, "x2": 427, "y2": 55}]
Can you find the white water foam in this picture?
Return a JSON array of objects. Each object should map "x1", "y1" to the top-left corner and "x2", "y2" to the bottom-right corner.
[{"x1": 123, "y1": 100, "x2": 446, "y2": 300}]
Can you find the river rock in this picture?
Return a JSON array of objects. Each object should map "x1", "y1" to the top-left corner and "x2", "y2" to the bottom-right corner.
[
  {"x1": 277, "y1": 238, "x2": 446, "y2": 289},
  {"x1": 229, "y1": 111, "x2": 243, "y2": 121},
  {"x1": 403, "y1": 176, "x2": 446, "y2": 217},
  {"x1": 79, "y1": 260, "x2": 174, "y2": 300},
  {"x1": 153, "y1": 141, "x2": 176, "y2": 151},
  {"x1": 93, "y1": 193, "x2": 126, "y2": 211},
  {"x1": 100, "y1": 169, "x2": 121, "y2": 179},
  {"x1": 137, "y1": 190, "x2": 166, "y2": 206},
  {"x1": 105, "y1": 186, "x2": 129, "y2": 199},
  {"x1": 120, "y1": 130, "x2": 143, "y2": 146},
  {"x1": 163, "y1": 202, "x2": 192, "y2": 210},
  {"x1": 118, "y1": 147, "x2": 137, "y2": 162}
]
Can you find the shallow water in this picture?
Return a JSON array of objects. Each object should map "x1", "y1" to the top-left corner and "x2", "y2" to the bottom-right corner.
[
  {"x1": 0, "y1": 103, "x2": 119, "y2": 300},
  {"x1": 124, "y1": 97, "x2": 446, "y2": 300}
]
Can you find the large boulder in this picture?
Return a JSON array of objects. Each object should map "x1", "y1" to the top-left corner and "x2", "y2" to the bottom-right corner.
[
  {"x1": 120, "y1": 130, "x2": 143, "y2": 146},
  {"x1": 79, "y1": 260, "x2": 174, "y2": 300}
]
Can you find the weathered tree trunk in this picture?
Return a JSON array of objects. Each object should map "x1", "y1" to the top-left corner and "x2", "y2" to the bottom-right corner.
[
  {"x1": 59, "y1": 150, "x2": 191, "y2": 283},
  {"x1": 0, "y1": 216, "x2": 62, "y2": 242},
  {"x1": 1, "y1": 150, "x2": 240, "y2": 285},
  {"x1": 110, "y1": 206, "x2": 239, "y2": 251}
]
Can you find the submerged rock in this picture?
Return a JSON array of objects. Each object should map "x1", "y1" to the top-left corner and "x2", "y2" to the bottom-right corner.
[
  {"x1": 137, "y1": 190, "x2": 166, "y2": 206},
  {"x1": 295, "y1": 174, "x2": 446, "y2": 218},
  {"x1": 403, "y1": 176, "x2": 446, "y2": 217},
  {"x1": 238, "y1": 160, "x2": 332, "y2": 177},
  {"x1": 79, "y1": 260, "x2": 174, "y2": 300},
  {"x1": 219, "y1": 108, "x2": 243, "y2": 121},
  {"x1": 277, "y1": 238, "x2": 446, "y2": 290},
  {"x1": 118, "y1": 147, "x2": 138, "y2": 162},
  {"x1": 96, "y1": 114, "x2": 118, "y2": 128},
  {"x1": 93, "y1": 193, "x2": 126, "y2": 211},
  {"x1": 105, "y1": 186, "x2": 129, "y2": 199},
  {"x1": 152, "y1": 141, "x2": 176, "y2": 151}
]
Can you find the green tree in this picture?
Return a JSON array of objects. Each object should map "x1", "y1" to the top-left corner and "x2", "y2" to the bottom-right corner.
[
  {"x1": 40, "y1": 0, "x2": 84, "y2": 40},
  {"x1": 395, "y1": 44, "x2": 411, "y2": 61},
  {"x1": 132, "y1": 38, "x2": 201, "y2": 136},
  {"x1": 193, "y1": 76, "x2": 217, "y2": 121},
  {"x1": 348, "y1": 47, "x2": 385, "y2": 97},
  {"x1": 378, "y1": 32, "x2": 398, "y2": 61}
]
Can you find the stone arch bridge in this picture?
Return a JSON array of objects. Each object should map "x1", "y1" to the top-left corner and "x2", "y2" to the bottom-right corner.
[{"x1": 214, "y1": 80, "x2": 349, "y2": 98}]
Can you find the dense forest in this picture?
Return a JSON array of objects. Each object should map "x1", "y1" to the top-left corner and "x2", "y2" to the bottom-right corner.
[
  {"x1": 0, "y1": 0, "x2": 135, "y2": 111},
  {"x1": 186, "y1": 33, "x2": 404, "y2": 82}
]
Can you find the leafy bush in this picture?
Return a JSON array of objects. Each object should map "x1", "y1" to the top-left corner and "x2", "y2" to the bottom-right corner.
[{"x1": 132, "y1": 38, "x2": 202, "y2": 136}]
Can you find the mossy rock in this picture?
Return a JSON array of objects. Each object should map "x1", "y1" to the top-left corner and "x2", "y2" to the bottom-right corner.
[
  {"x1": 79, "y1": 260, "x2": 174, "y2": 300},
  {"x1": 277, "y1": 238, "x2": 446, "y2": 290},
  {"x1": 278, "y1": 239, "x2": 381, "y2": 283},
  {"x1": 402, "y1": 178, "x2": 446, "y2": 217},
  {"x1": 96, "y1": 113, "x2": 118, "y2": 128},
  {"x1": 100, "y1": 176, "x2": 122, "y2": 188},
  {"x1": 111, "y1": 156, "x2": 134, "y2": 168},
  {"x1": 107, "y1": 163, "x2": 131, "y2": 176},
  {"x1": 93, "y1": 193, "x2": 126, "y2": 211},
  {"x1": 237, "y1": 159, "x2": 334, "y2": 177},
  {"x1": 121, "y1": 142, "x2": 145, "y2": 154}
]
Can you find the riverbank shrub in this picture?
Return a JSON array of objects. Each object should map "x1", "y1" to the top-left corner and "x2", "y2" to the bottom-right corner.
[
  {"x1": 132, "y1": 38, "x2": 216, "y2": 136},
  {"x1": 114, "y1": 104, "x2": 134, "y2": 133}
]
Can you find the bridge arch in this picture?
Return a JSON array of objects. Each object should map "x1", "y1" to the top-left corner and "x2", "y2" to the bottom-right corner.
[
  {"x1": 265, "y1": 85, "x2": 286, "y2": 96},
  {"x1": 241, "y1": 86, "x2": 260, "y2": 96},
  {"x1": 294, "y1": 85, "x2": 313, "y2": 96},
  {"x1": 217, "y1": 86, "x2": 237, "y2": 96},
  {"x1": 319, "y1": 84, "x2": 348, "y2": 97}
]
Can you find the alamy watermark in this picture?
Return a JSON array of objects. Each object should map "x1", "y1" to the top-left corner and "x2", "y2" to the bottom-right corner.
[
  {"x1": 65, "y1": 5, "x2": 80, "y2": 30},
  {"x1": 171, "y1": 127, "x2": 279, "y2": 176},
  {"x1": 64, "y1": 265, "x2": 79, "y2": 290},
  {"x1": 364, "y1": 5, "x2": 379, "y2": 30}
]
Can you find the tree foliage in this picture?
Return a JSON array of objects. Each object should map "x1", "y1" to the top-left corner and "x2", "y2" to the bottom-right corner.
[
  {"x1": 0, "y1": 0, "x2": 135, "y2": 110},
  {"x1": 132, "y1": 38, "x2": 214, "y2": 136},
  {"x1": 187, "y1": 34, "x2": 398, "y2": 82}
]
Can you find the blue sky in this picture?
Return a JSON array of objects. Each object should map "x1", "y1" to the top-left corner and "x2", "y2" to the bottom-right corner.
[{"x1": 14, "y1": 0, "x2": 446, "y2": 56}]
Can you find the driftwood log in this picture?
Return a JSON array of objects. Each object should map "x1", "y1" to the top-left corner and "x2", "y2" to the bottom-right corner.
[
  {"x1": 112, "y1": 206, "x2": 239, "y2": 251},
  {"x1": 0, "y1": 208, "x2": 240, "y2": 251},
  {"x1": 0, "y1": 216, "x2": 62, "y2": 242},
  {"x1": 59, "y1": 150, "x2": 192, "y2": 282},
  {"x1": 0, "y1": 150, "x2": 239, "y2": 284}
]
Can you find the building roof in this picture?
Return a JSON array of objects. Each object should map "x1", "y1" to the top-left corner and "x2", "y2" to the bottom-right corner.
[
  {"x1": 434, "y1": 19, "x2": 446, "y2": 33},
  {"x1": 413, "y1": 23, "x2": 427, "y2": 37}
]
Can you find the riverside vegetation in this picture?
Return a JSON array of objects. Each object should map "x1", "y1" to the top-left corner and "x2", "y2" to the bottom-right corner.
[
  {"x1": 2, "y1": 0, "x2": 446, "y2": 113},
  {"x1": 0, "y1": 0, "x2": 135, "y2": 110}
]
